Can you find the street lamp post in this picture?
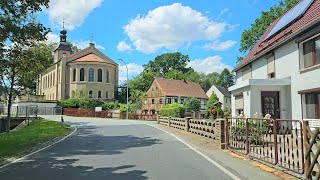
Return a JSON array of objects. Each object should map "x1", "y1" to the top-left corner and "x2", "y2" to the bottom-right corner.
[{"x1": 118, "y1": 59, "x2": 128, "y2": 120}]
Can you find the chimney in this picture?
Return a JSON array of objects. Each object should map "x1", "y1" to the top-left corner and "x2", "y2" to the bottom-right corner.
[{"x1": 89, "y1": 42, "x2": 95, "y2": 48}]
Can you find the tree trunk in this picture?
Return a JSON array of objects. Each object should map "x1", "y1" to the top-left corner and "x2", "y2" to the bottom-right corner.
[{"x1": 6, "y1": 66, "x2": 16, "y2": 133}]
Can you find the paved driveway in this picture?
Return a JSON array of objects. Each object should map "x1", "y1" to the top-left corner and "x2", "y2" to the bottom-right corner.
[{"x1": 0, "y1": 116, "x2": 236, "y2": 180}]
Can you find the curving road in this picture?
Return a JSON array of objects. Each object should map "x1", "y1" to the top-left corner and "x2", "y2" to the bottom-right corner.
[{"x1": 0, "y1": 116, "x2": 235, "y2": 180}]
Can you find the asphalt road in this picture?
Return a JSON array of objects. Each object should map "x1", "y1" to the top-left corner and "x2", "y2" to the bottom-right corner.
[{"x1": 0, "y1": 116, "x2": 235, "y2": 180}]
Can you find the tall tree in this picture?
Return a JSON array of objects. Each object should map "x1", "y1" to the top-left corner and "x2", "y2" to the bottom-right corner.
[
  {"x1": 143, "y1": 52, "x2": 191, "y2": 76},
  {"x1": 216, "y1": 68, "x2": 234, "y2": 89},
  {"x1": 18, "y1": 42, "x2": 55, "y2": 94},
  {"x1": 239, "y1": 0, "x2": 299, "y2": 55},
  {"x1": 0, "y1": 0, "x2": 50, "y2": 132}
]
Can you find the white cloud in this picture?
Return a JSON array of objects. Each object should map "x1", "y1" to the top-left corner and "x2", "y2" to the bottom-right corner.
[
  {"x1": 117, "y1": 41, "x2": 132, "y2": 52},
  {"x1": 46, "y1": 32, "x2": 60, "y2": 43},
  {"x1": 187, "y1": 56, "x2": 231, "y2": 74},
  {"x1": 216, "y1": 8, "x2": 230, "y2": 21},
  {"x1": 48, "y1": 0, "x2": 103, "y2": 30},
  {"x1": 204, "y1": 40, "x2": 237, "y2": 51},
  {"x1": 119, "y1": 63, "x2": 143, "y2": 82},
  {"x1": 73, "y1": 41, "x2": 105, "y2": 50},
  {"x1": 124, "y1": 3, "x2": 226, "y2": 53}
]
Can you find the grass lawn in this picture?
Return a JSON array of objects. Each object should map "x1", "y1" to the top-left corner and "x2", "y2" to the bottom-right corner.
[{"x1": 0, "y1": 119, "x2": 71, "y2": 160}]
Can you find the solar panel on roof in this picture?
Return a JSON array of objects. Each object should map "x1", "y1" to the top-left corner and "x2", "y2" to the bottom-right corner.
[{"x1": 264, "y1": 0, "x2": 314, "y2": 40}]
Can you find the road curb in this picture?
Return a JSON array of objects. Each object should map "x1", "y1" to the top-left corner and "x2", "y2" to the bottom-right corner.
[{"x1": 0, "y1": 126, "x2": 77, "y2": 169}]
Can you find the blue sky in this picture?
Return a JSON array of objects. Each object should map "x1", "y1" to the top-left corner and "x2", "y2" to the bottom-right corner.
[{"x1": 37, "y1": 0, "x2": 280, "y2": 81}]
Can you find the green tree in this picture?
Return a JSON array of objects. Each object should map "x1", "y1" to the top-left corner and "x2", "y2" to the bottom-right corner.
[
  {"x1": 0, "y1": 0, "x2": 50, "y2": 132},
  {"x1": 18, "y1": 43, "x2": 55, "y2": 94},
  {"x1": 165, "y1": 69, "x2": 186, "y2": 80},
  {"x1": 183, "y1": 98, "x2": 201, "y2": 112},
  {"x1": 143, "y1": 52, "x2": 191, "y2": 76},
  {"x1": 239, "y1": 0, "x2": 299, "y2": 55},
  {"x1": 67, "y1": 41, "x2": 81, "y2": 53},
  {"x1": 206, "y1": 93, "x2": 222, "y2": 119},
  {"x1": 216, "y1": 68, "x2": 234, "y2": 88}
]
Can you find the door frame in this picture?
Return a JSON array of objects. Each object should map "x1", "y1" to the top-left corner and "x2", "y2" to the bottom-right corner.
[{"x1": 261, "y1": 91, "x2": 280, "y2": 119}]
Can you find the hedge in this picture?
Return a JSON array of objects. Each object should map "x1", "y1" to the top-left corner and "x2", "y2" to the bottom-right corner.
[
  {"x1": 58, "y1": 98, "x2": 118, "y2": 110},
  {"x1": 159, "y1": 103, "x2": 185, "y2": 118}
]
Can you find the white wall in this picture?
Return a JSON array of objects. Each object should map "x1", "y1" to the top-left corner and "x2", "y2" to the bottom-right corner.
[{"x1": 232, "y1": 38, "x2": 320, "y2": 120}]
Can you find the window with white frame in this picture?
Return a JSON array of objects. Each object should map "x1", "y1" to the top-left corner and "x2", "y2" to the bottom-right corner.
[{"x1": 201, "y1": 100, "x2": 206, "y2": 110}]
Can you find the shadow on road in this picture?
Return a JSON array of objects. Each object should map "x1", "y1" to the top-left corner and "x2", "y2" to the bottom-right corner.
[{"x1": 0, "y1": 123, "x2": 162, "y2": 180}]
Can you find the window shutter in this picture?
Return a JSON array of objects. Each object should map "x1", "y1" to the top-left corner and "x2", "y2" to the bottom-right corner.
[
  {"x1": 235, "y1": 96, "x2": 244, "y2": 110},
  {"x1": 267, "y1": 56, "x2": 275, "y2": 74},
  {"x1": 242, "y1": 68, "x2": 252, "y2": 80}
]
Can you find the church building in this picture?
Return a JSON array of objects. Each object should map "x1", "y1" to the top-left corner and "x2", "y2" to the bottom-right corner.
[{"x1": 36, "y1": 29, "x2": 119, "y2": 101}]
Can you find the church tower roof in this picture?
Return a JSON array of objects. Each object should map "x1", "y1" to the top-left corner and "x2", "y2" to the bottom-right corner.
[{"x1": 54, "y1": 27, "x2": 72, "y2": 52}]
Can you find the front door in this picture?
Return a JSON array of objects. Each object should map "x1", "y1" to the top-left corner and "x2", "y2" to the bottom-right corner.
[{"x1": 261, "y1": 91, "x2": 280, "y2": 119}]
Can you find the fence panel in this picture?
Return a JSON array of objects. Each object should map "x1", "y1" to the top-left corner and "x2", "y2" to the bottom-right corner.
[
  {"x1": 189, "y1": 119, "x2": 215, "y2": 139},
  {"x1": 170, "y1": 117, "x2": 185, "y2": 130},
  {"x1": 226, "y1": 117, "x2": 305, "y2": 175},
  {"x1": 276, "y1": 119, "x2": 304, "y2": 174},
  {"x1": 226, "y1": 118, "x2": 248, "y2": 155},
  {"x1": 248, "y1": 118, "x2": 277, "y2": 165},
  {"x1": 304, "y1": 121, "x2": 320, "y2": 179},
  {"x1": 159, "y1": 117, "x2": 168, "y2": 126}
]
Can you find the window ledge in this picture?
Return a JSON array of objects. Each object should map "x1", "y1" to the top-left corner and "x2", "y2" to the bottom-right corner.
[{"x1": 300, "y1": 64, "x2": 320, "y2": 73}]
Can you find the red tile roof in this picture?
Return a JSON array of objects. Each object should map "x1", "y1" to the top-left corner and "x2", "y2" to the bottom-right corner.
[
  {"x1": 71, "y1": 53, "x2": 107, "y2": 63},
  {"x1": 234, "y1": 0, "x2": 320, "y2": 71},
  {"x1": 154, "y1": 78, "x2": 208, "y2": 99}
]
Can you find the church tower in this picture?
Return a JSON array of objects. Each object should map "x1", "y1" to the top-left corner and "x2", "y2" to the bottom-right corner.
[{"x1": 53, "y1": 28, "x2": 71, "y2": 63}]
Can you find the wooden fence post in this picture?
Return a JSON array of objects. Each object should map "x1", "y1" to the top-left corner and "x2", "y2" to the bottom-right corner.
[
  {"x1": 303, "y1": 120, "x2": 311, "y2": 179},
  {"x1": 225, "y1": 117, "x2": 229, "y2": 149},
  {"x1": 168, "y1": 117, "x2": 171, "y2": 127},
  {"x1": 157, "y1": 115, "x2": 160, "y2": 124},
  {"x1": 185, "y1": 117, "x2": 191, "y2": 132},
  {"x1": 245, "y1": 118, "x2": 249, "y2": 155}
]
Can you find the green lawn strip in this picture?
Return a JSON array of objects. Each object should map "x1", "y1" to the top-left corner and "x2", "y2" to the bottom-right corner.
[{"x1": 0, "y1": 119, "x2": 71, "y2": 160}]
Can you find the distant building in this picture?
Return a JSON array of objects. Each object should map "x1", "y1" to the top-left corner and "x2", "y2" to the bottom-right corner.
[
  {"x1": 206, "y1": 85, "x2": 231, "y2": 112},
  {"x1": 143, "y1": 77, "x2": 208, "y2": 115},
  {"x1": 36, "y1": 29, "x2": 119, "y2": 101}
]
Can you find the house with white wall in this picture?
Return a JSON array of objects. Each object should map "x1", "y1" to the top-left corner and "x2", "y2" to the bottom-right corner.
[
  {"x1": 206, "y1": 85, "x2": 231, "y2": 112},
  {"x1": 229, "y1": 0, "x2": 320, "y2": 127}
]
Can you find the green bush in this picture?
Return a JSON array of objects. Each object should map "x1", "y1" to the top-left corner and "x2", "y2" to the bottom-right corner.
[
  {"x1": 59, "y1": 98, "x2": 80, "y2": 108},
  {"x1": 78, "y1": 99, "x2": 104, "y2": 110},
  {"x1": 159, "y1": 103, "x2": 185, "y2": 118},
  {"x1": 102, "y1": 102, "x2": 115, "y2": 110},
  {"x1": 119, "y1": 102, "x2": 140, "y2": 113}
]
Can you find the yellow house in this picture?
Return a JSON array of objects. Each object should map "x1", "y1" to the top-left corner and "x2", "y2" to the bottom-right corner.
[{"x1": 36, "y1": 29, "x2": 119, "y2": 101}]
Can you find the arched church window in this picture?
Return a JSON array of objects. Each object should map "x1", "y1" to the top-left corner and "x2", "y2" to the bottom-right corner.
[
  {"x1": 89, "y1": 68, "x2": 94, "y2": 82},
  {"x1": 89, "y1": 90, "x2": 93, "y2": 98},
  {"x1": 73, "y1": 69, "x2": 76, "y2": 81},
  {"x1": 98, "y1": 91, "x2": 101, "y2": 98},
  {"x1": 98, "y1": 69, "x2": 102, "y2": 82},
  {"x1": 80, "y1": 68, "x2": 85, "y2": 81},
  {"x1": 106, "y1": 69, "x2": 109, "y2": 83}
]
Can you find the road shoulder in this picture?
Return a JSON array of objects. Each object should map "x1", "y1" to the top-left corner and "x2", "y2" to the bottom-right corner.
[{"x1": 149, "y1": 123, "x2": 298, "y2": 180}]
